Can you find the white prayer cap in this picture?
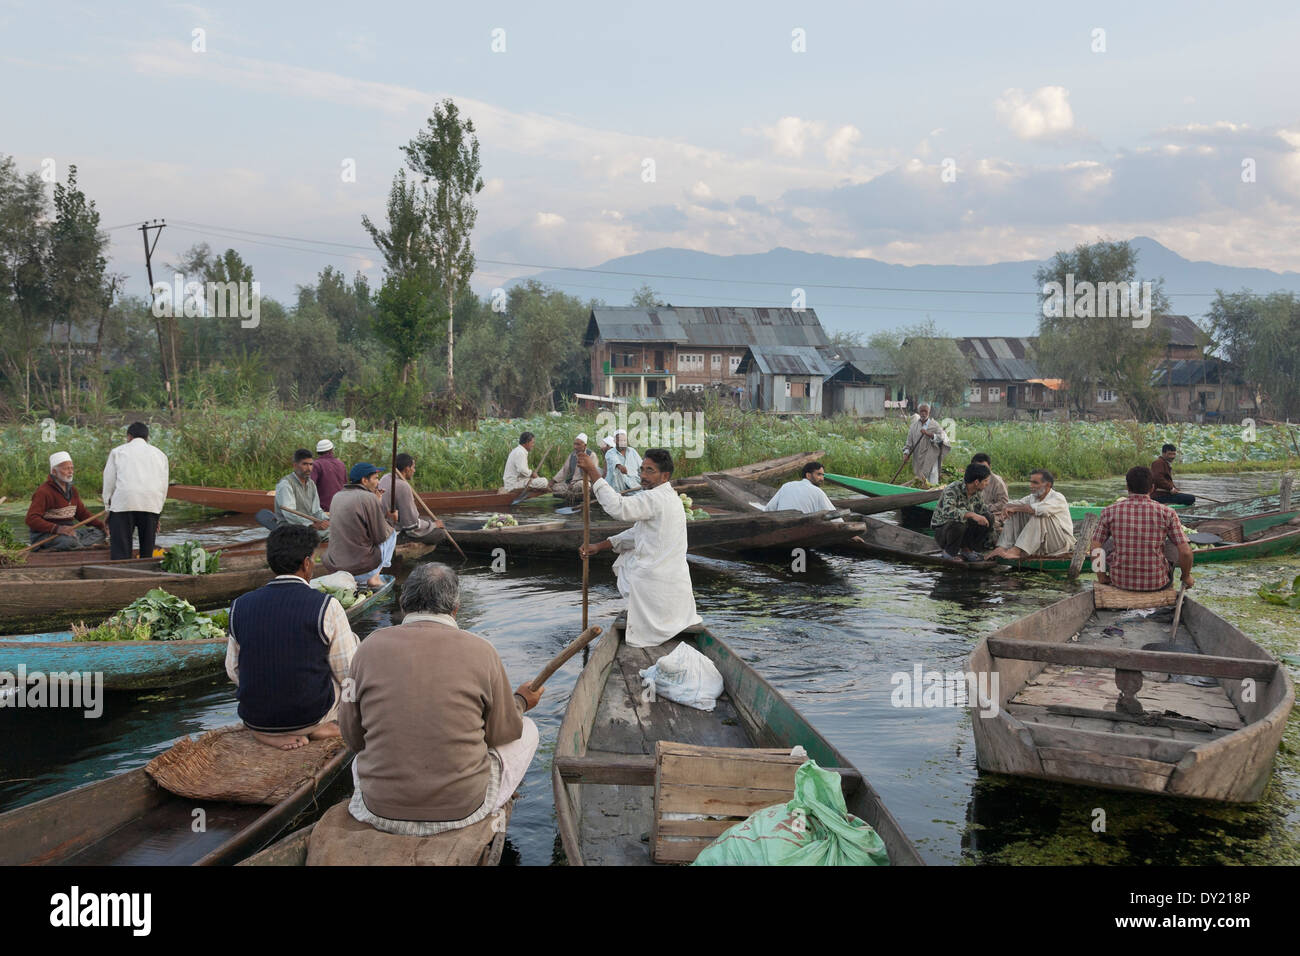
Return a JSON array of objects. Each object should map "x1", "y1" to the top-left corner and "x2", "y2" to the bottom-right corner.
[
  {"x1": 316, "y1": 439, "x2": 334, "y2": 453},
  {"x1": 614, "y1": 428, "x2": 627, "y2": 437},
  {"x1": 597, "y1": 435, "x2": 613, "y2": 448},
  {"x1": 49, "y1": 451, "x2": 72, "y2": 471},
  {"x1": 575, "y1": 433, "x2": 588, "y2": 444}
]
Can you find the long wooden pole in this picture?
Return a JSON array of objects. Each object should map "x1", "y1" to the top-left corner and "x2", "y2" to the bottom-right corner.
[
  {"x1": 1170, "y1": 583, "x2": 1188, "y2": 639},
  {"x1": 21, "y1": 510, "x2": 108, "y2": 554},
  {"x1": 411, "y1": 483, "x2": 466, "y2": 561},
  {"x1": 582, "y1": 466, "x2": 591, "y2": 631},
  {"x1": 528, "y1": 625, "x2": 602, "y2": 692}
]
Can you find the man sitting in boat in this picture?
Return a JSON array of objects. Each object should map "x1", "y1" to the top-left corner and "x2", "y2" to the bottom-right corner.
[
  {"x1": 577, "y1": 447, "x2": 703, "y2": 647},
  {"x1": 378, "y1": 453, "x2": 442, "y2": 544},
  {"x1": 902, "y1": 404, "x2": 950, "y2": 485},
  {"x1": 930, "y1": 463, "x2": 996, "y2": 562},
  {"x1": 765, "y1": 461, "x2": 836, "y2": 514},
  {"x1": 604, "y1": 429, "x2": 642, "y2": 494},
  {"x1": 226, "y1": 525, "x2": 358, "y2": 751},
  {"x1": 340, "y1": 563, "x2": 542, "y2": 835},
  {"x1": 552, "y1": 433, "x2": 598, "y2": 498},
  {"x1": 322, "y1": 463, "x2": 397, "y2": 589},
  {"x1": 502, "y1": 431, "x2": 551, "y2": 494},
  {"x1": 971, "y1": 453, "x2": 1008, "y2": 530},
  {"x1": 985, "y1": 469, "x2": 1075, "y2": 560},
  {"x1": 273, "y1": 449, "x2": 329, "y2": 536},
  {"x1": 1150, "y1": 444, "x2": 1196, "y2": 507},
  {"x1": 1090, "y1": 465, "x2": 1194, "y2": 592},
  {"x1": 25, "y1": 452, "x2": 108, "y2": 551},
  {"x1": 310, "y1": 439, "x2": 348, "y2": 510}
]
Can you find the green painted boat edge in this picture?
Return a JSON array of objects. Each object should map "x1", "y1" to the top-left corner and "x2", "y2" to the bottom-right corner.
[{"x1": 995, "y1": 527, "x2": 1300, "y2": 572}]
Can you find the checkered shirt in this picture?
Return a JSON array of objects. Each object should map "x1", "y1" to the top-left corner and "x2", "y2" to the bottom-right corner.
[{"x1": 1094, "y1": 493, "x2": 1188, "y2": 591}]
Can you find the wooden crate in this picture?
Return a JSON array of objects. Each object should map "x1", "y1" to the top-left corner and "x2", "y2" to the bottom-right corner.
[
  {"x1": 1094, "y1": 583, "x2": 1178, "y2": 609},
  {"x1": 651, "y1": 741, "x2": 805, "y2": 864}
]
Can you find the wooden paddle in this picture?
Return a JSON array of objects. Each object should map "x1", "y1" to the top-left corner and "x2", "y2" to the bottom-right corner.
[
  {"x1": 1068, "y1": 514, "x2": 1099, "y2": 581},
  {"x1": 410, "y1": 483, "x2": 466, "y2": 561},
  {"x1": 512, "y1": 441, "x2": 558, "y2": 506},
  {"x1": 20, "y1": 510, "x2": 108, "y2": 555},
  {"x1": 277, "y1": 504, "x2": 327, "y2": 527},
  {"x1": 582, "y1": 466, "x2": 591, "y2": 630},
  {"x1": 527, "y1": 625, "x2": 603, "y2": 692},
  {"x1": 1170, "y1": 583, "x2": 1187, "y2": 638}
]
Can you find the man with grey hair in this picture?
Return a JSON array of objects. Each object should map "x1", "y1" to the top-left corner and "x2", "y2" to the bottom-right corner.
[
  {"x1": 986, "y1": 469, "x2": 1075, "y2": 560},
  {"x1": 339, "y1": 563, "x2": 543, "y2": 836},
  {"x1": 902, "y1": 404, "x2": 950, "y2": 485},
  {"x1": 26, "y1": 452, "x2": 108, "y2": 551}
]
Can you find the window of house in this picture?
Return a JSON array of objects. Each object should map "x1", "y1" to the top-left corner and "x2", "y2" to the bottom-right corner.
[
  {"x1": 711, "y1": 354, "x2": 722, "y2": 371},
  {"x1": 788, "y1": 381, "x2": 808, "y2": 398},
  {"x1": 987, "y1": 386, "x2": 1001, "y2": 402},
  {"x1": 969, "y1": 386, "x2": 982, "y2": 402},
  {"x1": 614, "y1": 379, "x2": 639, "y2": 398},
  {"x1": 1172, "y1": 393, "x2": 1183, "y2": 409},
  {"x1": 729, "y1": 355, "x2": 743, "y2": 374},
  {"x1": 677, "y1": 353, "x2": 703, "y2": 371},
  {"x1": 1097, "y1": 388, "x2": 1117, "y2": 403}
]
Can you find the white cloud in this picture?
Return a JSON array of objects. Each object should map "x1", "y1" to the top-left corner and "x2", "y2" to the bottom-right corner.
[
  {"x1": 762, "y1": 116, "x2": 821, "y2": 158},
  {"x1": 825, "y1": 125, "x2": 862, "y2": 165},
  {"x1": 995, "y1": 86, "x2": 1075, "y2": 141}
]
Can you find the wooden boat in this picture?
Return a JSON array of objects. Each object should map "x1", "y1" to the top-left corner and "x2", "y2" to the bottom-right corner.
[
  {"x1": 239, "y1": 796, "x2": 513, "y2": 866},
  {"x1": 22, "y1": 537, "x2": 269, "y2": 571},
  {"x1": 825, "y1": 474, "x2": 1189, "y2": 521},
  {"x1": 167, "y1": 483, "x2": 544, "y2": 515},
  {"x1": 1182, "y1": 492, "x2": 1286, "y2": 521},
  {"x1": 671, "y1": 451, "x2": 827, "y2": 493},
  {"x1": 553, "y1": 619, "x2": 923, "y2": 865},
  {"x1": 969, "y1": 589, "x2": 1294, "y2": 801},
  {"x1": 0, "y1": 576, "x2": 395, "y2": 691},
  {"x1": 997, "y1": 509, "x2": 1300, "y2": 573},
  {"x1": 0, "y1": 739, "x2": 351, "y2": 865},
  {"x1": 434, "y1": 507, "x2": 865, "y2": 559},
  {"x1": 705, "y1": 475, "x2": 997, "y2": 570},
  {"x1": 705, "y1": 472, "x2": 941, "y2": 518}
]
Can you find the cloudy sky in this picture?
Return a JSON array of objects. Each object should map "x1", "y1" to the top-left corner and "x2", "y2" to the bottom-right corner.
[{"x1": 4, "y1": 0, "x2": 1299, "y2": 303}]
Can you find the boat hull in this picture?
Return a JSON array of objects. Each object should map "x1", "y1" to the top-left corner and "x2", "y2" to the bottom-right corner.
[{"x1": 167, "y1": 484, "x2": 543, "y2": 515}]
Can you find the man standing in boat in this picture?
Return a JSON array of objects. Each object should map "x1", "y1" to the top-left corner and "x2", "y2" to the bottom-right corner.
[
  {"x1": 502, "y1": 431, "x2": 551, "y2": 495},
  {"x1": 576, "y1": 447, "x2": 702, "y2": 647},
  {"x1": 764, "y1": 461, "x2": 836, "y2": 513},
  {"x1": 322, "y1": 463, "x2": 398, "y2": 589},
  {"x1": 1149, "y1": 444, "x2": 1196, "y2": 507},
  {"x1": 25, "y1": 452, "x2": 108, "y2": 551},
  {"x1": 985, "y1": 469, "x2": 1075, "y2": 560},
  {"x1": 378, "y1": 453, "x2": 443, "y2": 544},
  {"x1": 603, "y1": 429, "x2": 642, "y2": 494},
  {"x1": 226, "y1": 525, "x2": 357, "y2": 751},
  {"x1": 272, "y1": 449, "x2": 329, "y2": 536},
  {"x1": 1090, "y1": 465, "x2": 1194, "y2": 591},
  {"x1": 102, "y1": 421, "x2": 169, "y2": 561},
  {"x1": 311, "y1": 439, "x2": 348, "y2": 511},
  {"x1": 340, "y1": 563, "x2": 541, "y2": 836},
  {"x1": 901, "y1": 405, "x2": 950, "y2": 486},
  {"x1": 930, "y1": 462, "x2": 996, "y2": 561}
]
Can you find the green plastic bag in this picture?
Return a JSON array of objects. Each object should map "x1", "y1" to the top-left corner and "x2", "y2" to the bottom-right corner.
[{"x1": 691, "y1": 759, "x2": 890, "y2": 866}]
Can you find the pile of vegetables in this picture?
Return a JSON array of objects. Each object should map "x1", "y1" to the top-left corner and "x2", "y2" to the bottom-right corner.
[
  {"x1": 1258, "y1": 576, "x2": 1300, "y2": 610},
  {"x1": 72, "y1": 589, "x2": 227, "y2": 642},
  {"x1": 679, "y1": 493, "x2": 709, "y2": 521},
  {"x1": 317, "y1": 584, "x2": 371, "y2": 609},
  {"x1": 483, "y1": 513, "x2": 519, "y2": 530},
  {"x1": 160, "y1": 540, "x2": 222, "y2": 575}
]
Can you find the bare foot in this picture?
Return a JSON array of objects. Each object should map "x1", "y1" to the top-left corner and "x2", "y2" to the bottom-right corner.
[
  {"x1": 307, "y1": 722, "x2": 342, "y2": 741},
  {"x1": 366, "y1": 576, "x2": 383, "y2": 588},
  {"x1": 253, "y1": 730, "x2": 309, "y2": 750}
]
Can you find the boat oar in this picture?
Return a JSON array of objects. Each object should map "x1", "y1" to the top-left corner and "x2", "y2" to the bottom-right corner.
[
  {"x1": 1068, "y1": 514, "x2": 1099, "y2": 581},
  {"x1": 1170, "y1": 583, "x2": 1187, "y2": 638},
  {"x1": 512, "y1": 441, "x2": 558, "y2": 506},
  {"x1": 582, "y1": 467, "x2": 591, "y2": 631},
  {"x1": 527, "y1": 625, "x2": 603, "y2": 692},
  {"x1": 19, "y1": 510, "x2": 108, "y2": 555},
  {"x1": 278, "y1": 504, "x2": 326, "y2": 526},
  {"x1": 411, "y1": 483, "x2": 466, "y2": 561}
]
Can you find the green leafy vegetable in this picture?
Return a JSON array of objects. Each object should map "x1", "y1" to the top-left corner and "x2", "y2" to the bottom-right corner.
[
  {"x1": 160, "y1": 540, "x2": 222, "y2": 575},
  {"x1": 1257, "y1": 575, "x2": 1300, "y2": 609},
  {"x1": 72, "y1": 588, "x2": 227, "y2": 642}
]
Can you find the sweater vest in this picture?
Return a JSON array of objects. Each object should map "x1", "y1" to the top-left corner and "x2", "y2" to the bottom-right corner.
[{"x1": 230, "y1": 579, "x2": 335, "y2": 732}]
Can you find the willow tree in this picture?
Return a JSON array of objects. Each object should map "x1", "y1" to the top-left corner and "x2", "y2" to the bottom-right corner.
[{"x1": 401, "y1": 99, "x2": 484, "y2": 393}]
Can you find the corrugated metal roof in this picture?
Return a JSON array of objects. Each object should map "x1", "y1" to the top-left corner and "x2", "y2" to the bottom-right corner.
[
  {"x1": 822, "y1": 345, "x2": 897, "y2": 375},
  {"x1": 737, "y1": 345, "x2": 833, "y2": 377},
  {"x1": 585, "y1": 307, "x2": 829, "y2": 349},
  {"x1": 1150, "y1": 359, "x2": 1245, "y2": 387},
  {"x1": 1155, "y1": 314, "x2": 1206, "y2": 347},
  {"x1": 954, "y1": 337, "x2": 1038, "y2": 381}
]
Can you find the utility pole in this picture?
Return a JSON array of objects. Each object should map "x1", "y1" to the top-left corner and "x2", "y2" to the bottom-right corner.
[{"x1": 139, "y1": 220, "x2": 178, "y2": 412}]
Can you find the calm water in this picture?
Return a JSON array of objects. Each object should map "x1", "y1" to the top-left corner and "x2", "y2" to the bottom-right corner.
[{"x1": 2, "y1": 470, "x2": 1296, "y2": 865}]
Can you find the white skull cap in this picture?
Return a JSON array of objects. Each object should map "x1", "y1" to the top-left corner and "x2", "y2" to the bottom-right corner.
[{"x1": 49, "y1": 451, "x2": 72, "y2": 471}]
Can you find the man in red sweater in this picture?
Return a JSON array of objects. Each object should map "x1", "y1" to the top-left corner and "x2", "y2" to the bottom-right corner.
[
  {"x1": 26, "y1": 452, "x2": 108, "y2": 551},
  {"x1": 310, "y1": 439, "x2": 348, "y2": 511}
]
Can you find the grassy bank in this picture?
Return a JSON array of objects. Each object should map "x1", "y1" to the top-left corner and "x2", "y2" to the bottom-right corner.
[{"x1": 0, "y1": 406, "x2": 1292, "y2": 498}]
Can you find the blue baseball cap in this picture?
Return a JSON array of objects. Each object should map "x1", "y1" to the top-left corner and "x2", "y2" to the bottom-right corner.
[{"x1": 349, "y1": 462, "x2": 384, "y2": 482}]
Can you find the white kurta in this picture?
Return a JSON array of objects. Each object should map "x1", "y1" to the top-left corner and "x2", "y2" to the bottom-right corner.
[
  {"x1": 502, "y1": 444, "x2": 549, "y2": 491},
  {"x1": 603, "y1": 446, "x2": 642, "y2": 493},
  {"x1": 593, "y1": 478, "x2": 701, "y2": 648},
  {"x1": 996, "y1": 489, "x2": 1076, "y2": 554},
  {"x1": 904, "y1": 418, "x2": 950, "y2": 484},
  {"x1": 764, "y1": 478, "x2": 835, "y2": 515},
  {"x1": 102, "y1": 439, "x2": 169, "y2": 513}
]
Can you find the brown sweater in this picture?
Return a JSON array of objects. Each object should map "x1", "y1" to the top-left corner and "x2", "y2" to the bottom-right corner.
[
  {"x1": 339, "y1": 615, "x2": 525, "y2": 821},
  {"x1": 26, "y1": 476, "x2": 105, "y2": 535},
  {"x1": 322, "y1": 483, "x2": 395, "y2": 574},
  {"x1": 1149, "y1": 457, "x2": 1176, "y2": 492}
]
